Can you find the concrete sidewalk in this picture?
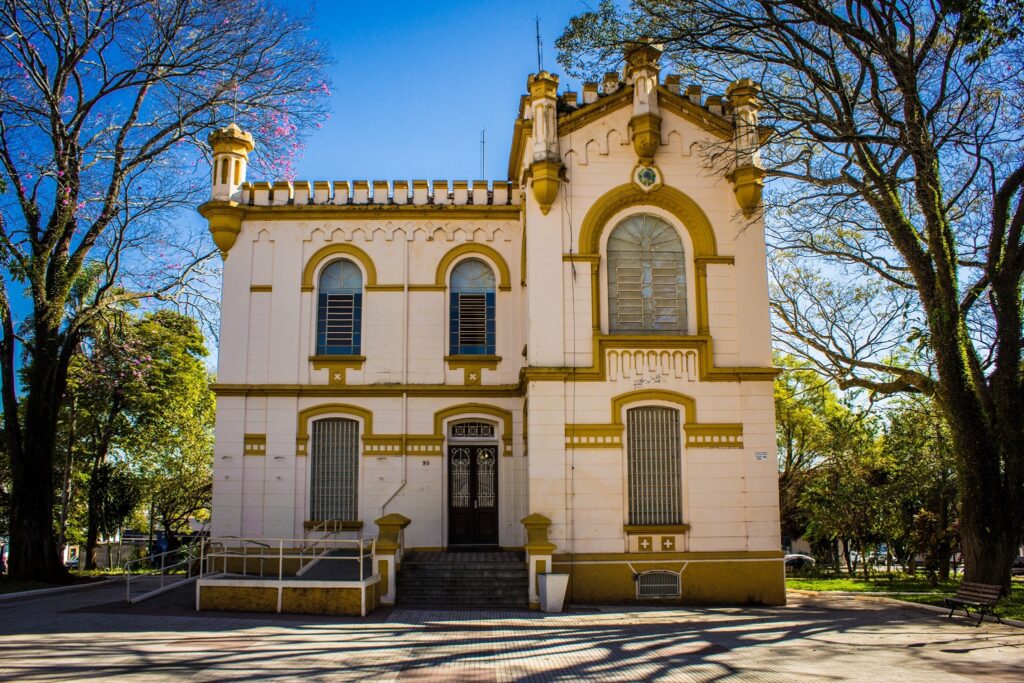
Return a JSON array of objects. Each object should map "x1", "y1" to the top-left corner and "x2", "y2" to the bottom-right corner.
[{"x1": 0, "y1": 580, "x2": 1022, "y2": 681}]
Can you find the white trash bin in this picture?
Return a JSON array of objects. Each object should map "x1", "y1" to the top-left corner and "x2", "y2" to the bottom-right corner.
[{"x1": 537, "y1": 573, "x2": 569, "y2": 612}]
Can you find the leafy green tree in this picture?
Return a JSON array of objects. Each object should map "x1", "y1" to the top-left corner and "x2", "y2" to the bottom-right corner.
[
  {"x1": 559, "y1": 0, "x2": 1024, "y2": 589},
  {"x1": 774, "y1": 354, "x2": 844, "y2": 543},
  {"x1": 800, "y1": 406, "x2": 883, "y2": 576},
  {"x1": 0, "y1": 0, "x2": 328, "y2": 581}
]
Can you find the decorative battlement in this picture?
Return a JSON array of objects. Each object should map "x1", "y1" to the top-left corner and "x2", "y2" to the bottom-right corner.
[
  {"x1": 238, "y1": 179, "x2": 520, "y2": 207},
  {"x1": 517, "y1": 70, "x2": 734, "y2": 121}
]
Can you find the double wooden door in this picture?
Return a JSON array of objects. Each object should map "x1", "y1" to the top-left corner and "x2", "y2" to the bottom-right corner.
[{"x1": 447, "y1": 444, "x2": 499, "y2": 547}]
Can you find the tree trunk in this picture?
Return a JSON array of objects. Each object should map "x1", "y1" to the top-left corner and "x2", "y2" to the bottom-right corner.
[
  {"x1": 84, "y1": 453, "x2": 104, "y2": 571},
  {"x1": 7, "y1": 397, "x2": 67, "y2": 582}
]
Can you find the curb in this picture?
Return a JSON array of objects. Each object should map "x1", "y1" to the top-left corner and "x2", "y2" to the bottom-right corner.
[
  {"x1": 0, "y1": 576, "x2": 121, "y2": 601},
  {"x1": 788, "y1": 589, "x2": 1024, "y2": 628}
]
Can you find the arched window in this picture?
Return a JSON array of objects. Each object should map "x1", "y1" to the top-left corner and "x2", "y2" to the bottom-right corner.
[
  {"x1": 316, "y1": 259, "x2": 363, "y2": 355},
  {"x1": 626, "y1": 406, "x2": 682, "y2": 525},
  {"x1": 310, "y1": 418, "x2": 359, "y2": 521},
  {"x1": 449, "y1": 258, "x2": 495, "y2": 355},
  {"x1": 608, "y1": 214, "x2": 687, "y2": 333}
]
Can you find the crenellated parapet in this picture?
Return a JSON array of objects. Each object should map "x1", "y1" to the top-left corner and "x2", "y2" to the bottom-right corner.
[{"x1": 237, "y1": 179, "x2": 520, "y2": 207}]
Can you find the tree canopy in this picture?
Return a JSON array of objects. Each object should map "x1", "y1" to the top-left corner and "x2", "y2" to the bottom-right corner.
[{"x1": 559, "y1": 0, "x2": 1024, "y2": 589}]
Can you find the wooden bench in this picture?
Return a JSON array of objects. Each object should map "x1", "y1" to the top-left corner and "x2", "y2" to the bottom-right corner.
[{"x1": 944, "y1": 582, "x2": 1004, "y2": 626}]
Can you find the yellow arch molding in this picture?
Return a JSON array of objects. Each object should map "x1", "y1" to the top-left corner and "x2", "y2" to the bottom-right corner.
[
  {"x1": 301, "y1": 244, "x2": 378, "y2": 292},
  {"x1": 435, "y1": 243, "x2": 512, "y2": 291},
  {"x1": 576, "y1": 184, "x2": 726, "y2": 335},
  {"x1": 295, "y1": 403, "x2": 374, "y2": 456},
  {"x1": 578, "y1": 184, "x2": 719, "y2": 257},
  {"x1": 611, "y1": 389, "x2": 698, "y2": 425},
  {"x1": 433, "y1": 403, "x2": 514, "y2": 455}
]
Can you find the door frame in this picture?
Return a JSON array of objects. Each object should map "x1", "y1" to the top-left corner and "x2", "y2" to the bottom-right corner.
[{"x1": 441, "y1": 417, "x2": 501, "y2": 549}]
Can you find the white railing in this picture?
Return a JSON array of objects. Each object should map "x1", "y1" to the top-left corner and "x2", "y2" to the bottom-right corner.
[
  {"x1": 199, "y1": 536, "x2": 376, "y2": 583},
  {"x1": 123, "y1": 541, "x2": 203, "y2": 604}
]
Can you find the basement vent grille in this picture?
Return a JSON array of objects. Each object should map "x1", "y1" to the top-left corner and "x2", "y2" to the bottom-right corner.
[{"x1": 636, "y1": 571, "x2": 681, "y2": 599}]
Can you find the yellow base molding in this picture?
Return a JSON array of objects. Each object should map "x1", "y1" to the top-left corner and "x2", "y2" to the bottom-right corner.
[{"x1": 550, "y1": 551, "x2": 785, "y2": 606}]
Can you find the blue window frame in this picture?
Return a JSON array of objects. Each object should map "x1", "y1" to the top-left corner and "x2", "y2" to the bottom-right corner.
[
  {"x1": 316, "y1": 259, "x2": 362, "y2": 355},
  {"x1": 449, "y1": 258, "x2": 496, "y2": 355}
]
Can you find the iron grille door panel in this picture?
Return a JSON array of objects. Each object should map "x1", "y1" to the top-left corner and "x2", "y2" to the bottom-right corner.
[
  {"x1": 310, "y1": 418, "x2": 359, "y2": 521},
  {"x1": 627, "y1": 407, "x2": 683, "y2": 525}
]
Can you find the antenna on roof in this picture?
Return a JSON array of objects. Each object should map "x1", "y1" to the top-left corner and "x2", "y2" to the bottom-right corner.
[
  {"x1": 535, "y1": 16, "x2": 544, "y2": 72},
  {"x1": 480, "y1": 127, "x2": 486, "y2": 178}
]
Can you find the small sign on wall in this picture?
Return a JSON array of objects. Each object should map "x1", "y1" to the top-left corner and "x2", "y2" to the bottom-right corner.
[{"x1": 755, "y1": 451, "x2": 768, "y2": 461}]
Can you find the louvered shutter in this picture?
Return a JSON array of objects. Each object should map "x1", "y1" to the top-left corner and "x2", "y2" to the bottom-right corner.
[
  {"x1": 608, "y1": 215, "x2": 686, "y2": 333},
  {"x1": 449, "y1": 259, "x2": 496, "y2": 355},
  {"x1": 316, "y1": 260, "x2": 363, "y2": 355}
]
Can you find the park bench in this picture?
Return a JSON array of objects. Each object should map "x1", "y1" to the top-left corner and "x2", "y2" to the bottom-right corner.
[{"x1": 944, "y1": 582, "x2": 1004, "y2": 626}]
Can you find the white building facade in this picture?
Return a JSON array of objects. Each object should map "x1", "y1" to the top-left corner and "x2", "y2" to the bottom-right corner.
[{"x1": 202, "y1": 45, "x2": 784, "y2": 606}]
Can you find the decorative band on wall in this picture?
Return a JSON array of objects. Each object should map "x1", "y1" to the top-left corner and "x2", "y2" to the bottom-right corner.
[
  {"x1": 564, "y1": 424, "x2": 624, "y2": 448},
  {"x1": 243, "y1": 434, "x2": 267, "y2": 456}
]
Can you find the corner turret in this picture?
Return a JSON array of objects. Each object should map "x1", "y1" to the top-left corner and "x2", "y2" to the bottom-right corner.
[{"x1": 209, "y1": 123, "x2": 255, "y2": 202}]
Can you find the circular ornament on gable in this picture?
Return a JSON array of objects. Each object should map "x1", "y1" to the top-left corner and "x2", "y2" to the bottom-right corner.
[{"x1": 632, "y1": 163, "x2": 663, "y2": 193}]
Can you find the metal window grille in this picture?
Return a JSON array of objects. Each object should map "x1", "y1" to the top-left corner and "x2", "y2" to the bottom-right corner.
[
  {"x1": 310, "y1": 418, "x2": 359, "y2": 521},
  {"x1": 627, "y1": 406, "x2": 683, "y2": 525},
  {"x1": 637, "y1": 571, "x2": 681, "y2": 598},
  {"x1": 449, "y1": 421, "x2": 496, "y2": 439},
  {"x1": 316, "y1": 260, "x2": 363, "y2": 355},
  {"x1": 449, "y1": 259, "x2": 496, "y2": 355},
  {"x1": 608, "y1": 214, "x2": 687, "y2": 333}
]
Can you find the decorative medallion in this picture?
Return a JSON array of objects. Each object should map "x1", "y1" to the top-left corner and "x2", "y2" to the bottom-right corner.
[{"x1": 632, "y1": 163, "x2": 663, "y2": 193}]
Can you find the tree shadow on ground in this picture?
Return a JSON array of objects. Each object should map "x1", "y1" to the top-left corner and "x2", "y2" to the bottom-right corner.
[{"x1": 1, "y1": 583, "x2": 1022, "y2": 681}]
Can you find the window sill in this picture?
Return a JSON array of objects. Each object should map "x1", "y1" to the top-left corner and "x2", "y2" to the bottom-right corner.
[
  {"x1": 623, "y1": 524, "x2": 690, "y2": 534},
  {"x1": 303, "y1": 520, "x2": 364, "y2": 532},
  {"x1": 309, "y1": 355, "x2": 366, "y2": 364},
  {"x1": 445, "y1": 355, "x2": 501, "y2": 386},
  {"x1": 309, "y1": 356, "x2": 366, "y2": 385},
  {"x1": 444, "y1": 354, "x2": 501, "y2": 364}
]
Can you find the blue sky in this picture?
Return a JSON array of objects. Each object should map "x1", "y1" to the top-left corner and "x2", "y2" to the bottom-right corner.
[{"x1": 289, "y1": 1, "x2": 592, "y2": 182}]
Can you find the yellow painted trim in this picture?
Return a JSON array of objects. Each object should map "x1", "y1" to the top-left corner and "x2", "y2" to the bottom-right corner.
[
  {"x1": 408, "y1": 284, "x2": 447, "y2": 292},
  {"x1": 365, "y1": 284, "x2": 405, "y2": 292},
  {"x1": 564, "y1": 423, "x2": 624, "y2": 449},
  {"x1": 296, "y1": 403, "x2": 374, "y2": 456},
  {"x1": 240, "y1": 204, "x2": 521, "y2": 222},
  {"x1": 243, "y1": 434, "x2": 266, "y2": 456},
  {"x1": 249, "y1": 284, "x2": 272, "y2": 292},
  {"x1": 521, "y1": 335, "x2": 778, "y2": 384},
  {"x1": 309, "y1": 356, "x2": 366, "y2": 386},
  {"x1": 214, "y1": 383, "x2": 522, "y2": 398},
  {"x1": 435, "y1": 243, "x2": 512, "y2": 290},
  {"x1": 560, "y1": 389, "x2": 744, "y2": 449},
  {"x1": 552, "y1": 550, "x2": 784, "y2": 562},
  {"x1": 434, "y1": 403, "x2": 514, "y2": 456},
  {"x1": 577, "y1": 184, "x2": 723, "y2": 335},
  {"x1": 301, "y1": 243, "x2": 378, "y2": 291},
  {"x1": 444, "y1": 355, "x2": 501, "y2": 370},
  {"x1": 657, "y1": 85, "x2": 734, "y2": 141},
  {"x1": 556, "y1": 86, "x2": 633, "y2": 137}
]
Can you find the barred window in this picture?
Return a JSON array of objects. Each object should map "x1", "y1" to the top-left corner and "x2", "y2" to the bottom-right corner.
[
  {"x1": 310, "y1": 418, "x2": 359, "y2": 521},
  {"x1": 637, "y1": 571, "x2": 681, "y2": 598},
  {"x1": 316, "y1": 259, "x2": 362, "y2": 355},
  {"x1": 627, "y1": 406, "x2": 683, "y2": 525},
  {"x1": 449, "y1": 258, "x2": 496, "y2": 355},
  {"x1": 608, "y1": 214, "x2": 687, "y2": 334}
]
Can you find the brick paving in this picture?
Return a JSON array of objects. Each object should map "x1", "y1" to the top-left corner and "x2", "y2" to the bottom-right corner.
[{"x1": 1, "y1": 580, "x2": 1022, "y2": 681}]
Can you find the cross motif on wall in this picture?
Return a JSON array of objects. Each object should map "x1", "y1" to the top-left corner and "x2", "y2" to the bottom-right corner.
[
  {"x1": 662, "y1": 537, "x2": 675, "y2": 550},
  {"x1": 638, "y1": 536, "x2": 653, "y2": 552}
]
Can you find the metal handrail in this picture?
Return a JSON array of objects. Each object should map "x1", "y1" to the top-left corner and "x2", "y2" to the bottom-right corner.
[
  {"x1": 199, "y1": 536, "x2": 376, "y2": 583},
  {"x1": 124, "y1": 541, "x2": 203, "y2": 604}
]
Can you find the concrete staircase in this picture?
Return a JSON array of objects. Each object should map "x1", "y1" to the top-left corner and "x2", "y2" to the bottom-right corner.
[{"x1": 396, "y1": 551, "x2": 529, "y2": 607}]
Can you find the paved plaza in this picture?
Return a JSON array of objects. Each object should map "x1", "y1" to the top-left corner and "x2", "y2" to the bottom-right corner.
[{"x1": 1, "y1": 580, "x2": 1022, "y2": 681}]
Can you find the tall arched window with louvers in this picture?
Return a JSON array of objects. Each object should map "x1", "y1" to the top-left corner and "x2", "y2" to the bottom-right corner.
[
  {"x1": 316, "y1": 260, "x2": 363, "y2": 355},
  {"x1": 449, "y1": 258, "x2": 496, "y2": 355},
  {"x1": 607, "y1": 214, "x2": 687, "y2": 334}
]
